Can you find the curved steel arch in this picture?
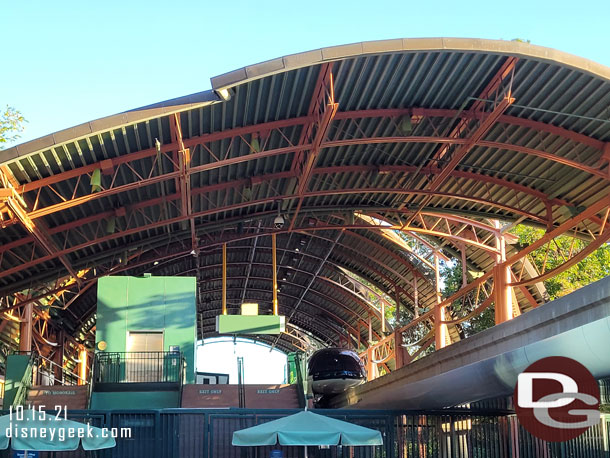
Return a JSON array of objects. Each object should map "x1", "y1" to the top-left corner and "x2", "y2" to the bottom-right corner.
[
  {"x1": 156, "y1": 257, "x2": 385, "y2": 334},
  {"x1": 173, "y1": 257, "x2": 389, "y2": 326},
  {"x1": 198, "y1": 284, "x2": 375, "y2": 342},
  {"x1": 199, "y1": 289, "x2": 346, "y2": 348}
]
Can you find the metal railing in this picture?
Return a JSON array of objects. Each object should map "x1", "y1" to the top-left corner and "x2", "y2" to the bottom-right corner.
[
  {"x1": 0, "y1": 408, "x2": 605, "y2": 458},
  {"x1": 11, "y1": 354, "x2": 34, "y2": 407},
  {"x1": 14, "y1": 351, "x2": 87, "y2": 387},
  {"x1": 293, "y1": 352, "x2": 307, "y2": 408},
  {"x1": 93, "y1": 351, "x2": 184, "y2": 384}
]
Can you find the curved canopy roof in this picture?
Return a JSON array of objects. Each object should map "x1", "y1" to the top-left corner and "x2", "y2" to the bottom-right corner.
[{"x1": 1, "y1": 38, "x2": 609, "y2": 353}]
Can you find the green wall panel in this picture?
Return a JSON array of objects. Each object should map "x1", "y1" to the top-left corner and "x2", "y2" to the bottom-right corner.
[
  {"x1": 216, "y1": 315, "x2": 285, "y2": 334},
  {"x1": 90, "y1": 391, "x2": 180, "y2": 410},
  {"x1": 96, "y1": 276, "x2": 197, "y2": 383},
  {"x1": 4, "y1": 354, "x2": 31, "y2": 407}
]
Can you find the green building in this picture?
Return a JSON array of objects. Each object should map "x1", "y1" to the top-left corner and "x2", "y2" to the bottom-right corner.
[{"x1": 91, "y1": 274, "x2": 197, "y2": 409}]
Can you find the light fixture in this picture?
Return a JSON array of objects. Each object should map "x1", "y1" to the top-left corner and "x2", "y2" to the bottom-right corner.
[
  {"x1": 398, "y1": 116, "x2": 412, "y2": 135},
  {"x1": 217, "y1": 88, "x2": 232, "y2": 101},
  {"x1": 250, "y1": 133, "x2": 261, "y2": 153},
  {"x1": 105, "y1": 216, "x2": 116, "y2": 234},
  {"x1": 274, "y1": 204, "x2": 285, "y2": 229},
  {"x1": 90, "y1": 169, "x2": 102, "y2": 193}
]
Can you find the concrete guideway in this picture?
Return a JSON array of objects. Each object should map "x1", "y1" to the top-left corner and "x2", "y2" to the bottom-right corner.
[{"x1": 333, "y1": 275, "x2": 610, "y2": 410}]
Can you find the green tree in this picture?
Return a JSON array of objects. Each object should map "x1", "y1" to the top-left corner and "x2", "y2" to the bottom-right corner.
[
  {"x1": 0, "y1": 106, "x2": 25, "y2": 148},
  {"x1": 510, "y1": 225, "x2": 610, "y2": 300},
  {"x1": 442, "y1": 224, "x2": 610, "y2": 337},
  {"x1": 441, "y1": 260, "x2": 495, "y2": 337}
]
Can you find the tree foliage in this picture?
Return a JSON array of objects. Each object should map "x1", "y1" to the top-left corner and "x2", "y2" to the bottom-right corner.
[
  {"x1": 441, "y1": 260, "x2": 495, "y2": 337},
  {"x1": 0, "y1": 106, "x2": 26, "y2": 148},
  {"x1": 441, "y1": 224, "x2": 610, "y2": 337},
  {"x1": 510, "y1": 225, "x2": 610, "y2": 300}
]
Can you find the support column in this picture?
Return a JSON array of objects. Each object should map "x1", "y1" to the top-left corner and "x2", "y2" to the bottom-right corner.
[
  {"x1": 53, "y1": 330, "x2": 64, "y2": 385},
  {"x1": 394, "y1": 286, "x2": 401, "y2": 324},
  {"x1": 494, "y1": 221, "x2": 513, "y2": 324},
  {"x1": 394, "y1": 330, "x2": 410, "y2": 370},
  {"x1": 272, "y1": 233, "x2": 278, "y2": 315},
  {"x1": 460, "y1": 244, "x2": 468, "y2": 287},
  {"x1": 78, "y1": 346, "x2": 87, "y2": 386},
  {"x1": 366, "y1": 346, "x2": 374, "y2": 381},
  {"x1": 434, "y1": 253, "x2": 447, "y2": 350},
  {"x1": 19, "y1": 302, "x2": 33, "y2": 352},
  {"x1": 222, "y1": 243, "x2": 227, "y2": 315},
  {"x1": 413, "y1": 277, "x2": 419, "y2": 318}
]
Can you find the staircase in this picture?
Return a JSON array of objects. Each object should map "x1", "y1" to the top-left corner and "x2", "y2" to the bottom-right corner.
[{"x1": 4, "y1": 352, "x2": 89, "y2": 409}]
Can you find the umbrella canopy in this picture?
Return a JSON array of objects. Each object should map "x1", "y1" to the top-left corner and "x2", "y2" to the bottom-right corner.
[
  {"x1": 232, "y1": 411, "x2": 383, "y2": 446},
  {"x1": 0, "y1": 409, "x2": 116, "y2": 451}
]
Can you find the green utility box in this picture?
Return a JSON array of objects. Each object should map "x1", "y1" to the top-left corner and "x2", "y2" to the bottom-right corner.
[{"x1": 216, "y1": 315, "x2": 285, "y2": 334}]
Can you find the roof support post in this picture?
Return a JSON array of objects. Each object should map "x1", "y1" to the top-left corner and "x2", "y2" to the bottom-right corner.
[
  {"x1": 222, "y1": 243, "x2": 227, "y2": 315},
  {"x1": 19, "y1": 302, "x2": 33, "y2": 352},
  {"x1": 413, "y1": 277, "x2": 419, "y2": 318},
  {"x1": 394, "y1": 329, "x2": 410, "y2": 370},
  {"x1": 394, "y1": 286, "x2": 401, "y2": 324},
  {"x1": 78, "y1": 346, "x2": 87, "y2": 386},
  {"x1": 460, "y1": 244, "x2": 468, "y2": 287},
  {"x1": 494, "y1": 220, "x2": 513, "y2": 324},
  {"x1": 272, "y1": 233, "x2": 278, "y2": 316},
  {"x1": 54, "y1": 330, "x2": 65, "y2": 384},
  {"x1": 172, "y1": 113, "x2": 197, "y2": 254},
  {"x1": 434, "y1": 252, "x2": 447, "y2": 350},
  {"x1": 366, "y1": 346, "x2": 376, "y2": 381}
]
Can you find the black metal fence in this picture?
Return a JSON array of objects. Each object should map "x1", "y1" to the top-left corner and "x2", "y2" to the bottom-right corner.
[
  {"x1": 93, "y1": 352, "x2": 184, "y2": 384},
  {"x1": 0, "y1": 409, "x2": 608, "y2": 458}
]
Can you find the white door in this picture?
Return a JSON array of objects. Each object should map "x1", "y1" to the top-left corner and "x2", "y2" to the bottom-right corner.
[{"x1": 126, "y1": 331, "x2": 163, "y2": 382}]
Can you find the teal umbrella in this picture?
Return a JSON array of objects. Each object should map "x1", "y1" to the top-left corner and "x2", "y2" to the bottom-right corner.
[
  {"x1": 0, "y1": 409, "x2": 116, "y2": 452},
  {"x1": 233, "y1": 410, "x2": 382, "y2": 456}
]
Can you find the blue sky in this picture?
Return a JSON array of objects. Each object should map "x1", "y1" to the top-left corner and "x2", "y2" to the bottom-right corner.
[{"x1": 2, "y1": 0, "x2": 609, "y2": 145}]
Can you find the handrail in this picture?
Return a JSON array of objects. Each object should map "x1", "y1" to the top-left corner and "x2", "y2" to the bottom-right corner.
[
  {"x1": 12, "y1": 354, "x2": 34, "y2": 407},
  {"x1": 293, "y1": 353, "x2": 306, "y2": 408},
  {"x1": 93, "y1": 351, "x2": 185, "y2": 384},
  {"x1": 14, "y1": 350, "x2": 87, "y2": 386}
]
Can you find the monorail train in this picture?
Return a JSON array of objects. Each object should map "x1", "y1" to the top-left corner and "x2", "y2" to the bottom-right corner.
[{"x1": 307, "y1": 348, "x2": 366, "y2": 396}]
